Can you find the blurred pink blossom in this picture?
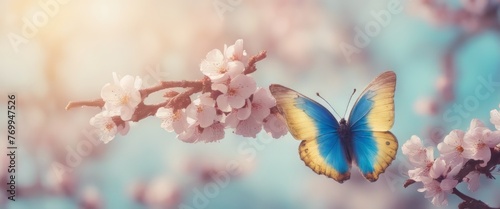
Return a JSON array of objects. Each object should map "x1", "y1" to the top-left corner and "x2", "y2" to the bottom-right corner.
[
  {"x1": 414, "y1": 98, "x2": 439, "y2": 115},
  {"x1": 461, "y1": 0, "x2": 489, "y2": 15},
  {"x1": 79, "y1": 186, "x2": 103, "y2": 209},
  {"x1": 143, "y1": 177, "x2": 182, "y2": 208}
]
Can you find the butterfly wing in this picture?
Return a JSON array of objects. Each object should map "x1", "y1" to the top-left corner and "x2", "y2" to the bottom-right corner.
[
  {"x1": 270, "y1": 84, "x2": 351, "y2": 183},
  {"x1": 348, "y1": 71, "x2": 398, "y2": 182}
]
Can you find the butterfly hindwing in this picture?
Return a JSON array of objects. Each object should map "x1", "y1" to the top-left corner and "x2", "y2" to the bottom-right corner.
[
  {"x1": 298, "y1": 133, "x2": 351, "y2": 183},
  {"x1": 270, "y1": 84, "x2": 351, "y2": 183},
  {"x1": 348, "y1": 71, "x2": 398, "y2": 182}
]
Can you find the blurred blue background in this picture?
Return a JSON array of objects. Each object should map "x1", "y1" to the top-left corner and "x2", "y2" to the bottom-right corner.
[{"x1": 1, "y1": 0, "x2": 500, "y2": 208}]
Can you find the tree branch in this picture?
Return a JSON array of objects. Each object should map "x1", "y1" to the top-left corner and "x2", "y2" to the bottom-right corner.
[
  {"x1": 65, "y1": 51, "x2": 269, "y2": 123},
  {"x1": 454, "y1": 149, "x2": 500, "y2": 182},
  {"x1": 453, "y1": 188, "x2": 500, "y2": 209},
  {"x1": 244, "y1": 50, "x2": 267, "y2": 74}
]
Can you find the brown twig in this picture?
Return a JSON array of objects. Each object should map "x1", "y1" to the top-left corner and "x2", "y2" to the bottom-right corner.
[
  {"x1": 453, "y1": 188, "x2": 500, "y2": 209},
  {"x1": 139, "y1": 80, "x2": 204, "y2": 99},
  {"x1": 244, "y1": 50, "x2": 267, "y2": 74},
  {"x1": 403, "y1": 179, "x2": 416, "y2": 188}
]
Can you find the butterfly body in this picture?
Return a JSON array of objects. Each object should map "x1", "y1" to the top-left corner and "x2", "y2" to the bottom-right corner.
[{"x1": 270, "y1": 71, "x2": 398, "y2": 183}]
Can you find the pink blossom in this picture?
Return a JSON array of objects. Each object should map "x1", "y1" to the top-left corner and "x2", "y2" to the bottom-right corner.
[
  {"x1": 263, "y1": 113, "x2": 288, "y2": 139},
  {"x1": 216, "y1": 75, "x2": 257, "y2": 111},
  {"x1": 178, "y1": 124, "x2": 201, "y2": 143},
  {"x1": 155, "y1": 108, "x2": 188, "y2": 134},
  {"x1": 177, "y1": 123, "x2": 225, "y2": 143},
  {"x1": 462, "y1": 119, "x2": 500, "y2": 166},
  {"x1": 225, "y1": 39, "x2": 247, "y2": 61},
  {"x1": 237, "y1": 99, "x2": 252, "y2": 120},
  {"x1": 407, "y1": 146, "x2": 435, "y2": 182},
  {"x1": 418, "y1": 178, "x2": 457, "y2": 207},
  {"x1": 249, "y1": 88, "x2": 276, "y2": 121},
  {"x1": 490, "y1": 109, "x2": 500, "y2": 130},
  {"x1": 429, "y1": 157, "x2": 461, "y2": 180},
  {"x1": 101, "y1": 72, "x2": 142, "y2": 121},
  {"x1": 186, "y1": 94, "x2": 217, "y2": 128},
  {"x1": 235, "y1": 117, "x2": 262, "y2": 138},
  {"x1": 223, "y1": 111, "x2": 240, "y2": 129},
  {"x1": 89, "y1": 111, "x2": 129, "y2": 144},
  {"x1": 463, "y1": 171, "x2": 480, "y2": 192},
  {"x1": 199, "y1": 122, "x2": 225, "y2": 143},
  {"x1": 437, "y1": 130, "x2": 466, "y2": 167},
  {"x1": 200, "y1": 49, "x2": 244, "y2": 82},
  {"x1": 220, "y1": 99, "x2": 252, "y2": 129},
  {"x1": 418, "y1": 158, "x2": 459, "y2": 207},
  {"x1": 402, "y1": 135, "x2": 430, "y2": 167}
]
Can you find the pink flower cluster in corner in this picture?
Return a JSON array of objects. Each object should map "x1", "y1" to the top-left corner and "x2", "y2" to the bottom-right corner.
[
  {"x1": 403, "y1": 104, "x2": 500, "y2": 206},
  {"x1": 157, "y1": 40, "x2": 288, "y2": 143}
]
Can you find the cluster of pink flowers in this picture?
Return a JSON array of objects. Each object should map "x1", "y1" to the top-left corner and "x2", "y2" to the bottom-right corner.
[
  {"x1": 88, "y1": 39, "x2": 288, "y2": 144},
  {"x1": 403, "y1": 104, "x2": 500, "y2": 206},
  {"x1": 89, "y1": 73, "x2": 138, "y2": 143},
  {"x1": 157, "y1": 40, "x2": 287, "y2": 143}
]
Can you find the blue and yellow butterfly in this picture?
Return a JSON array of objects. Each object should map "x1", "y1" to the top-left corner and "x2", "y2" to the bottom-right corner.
[{"x1": 269, "y1": 71, "x2": 397, "y2": 183}]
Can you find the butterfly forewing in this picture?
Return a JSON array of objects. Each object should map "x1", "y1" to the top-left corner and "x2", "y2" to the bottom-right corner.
[{"x1": 347, "y1": 71, "x2": 398, "y2": 182}]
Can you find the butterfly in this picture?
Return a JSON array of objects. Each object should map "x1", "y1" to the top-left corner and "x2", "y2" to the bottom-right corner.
[{"x1": 269, "y1": 71, "x2": 397, "y2": 183}]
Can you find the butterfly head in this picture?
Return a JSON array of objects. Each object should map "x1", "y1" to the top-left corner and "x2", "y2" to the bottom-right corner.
[{"x1": 339, "y1": 118, "x2": 347, "y2": 125}]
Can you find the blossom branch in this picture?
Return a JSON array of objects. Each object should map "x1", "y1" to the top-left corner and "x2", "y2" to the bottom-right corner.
[
  {"x1": 139, "y1": 79, "x2": 204, "y2": 99},
  {"x1": 403, "y1": 117, "x2": 500, "y2": 208},
  {"x1": 65, "y1": 39, "x2": 288, "y2": 144},
  {"x1": 453, "y1": 188, "x2": 499, "y2": 209},
  {"x1": 454, "y1": 149, "x2": 500, "y2": 181},
  {"x1": 244, "y1": 50, "x2": 267, "y2": 75},
  {"x1": 66, "y1": 51, "x2": 266, "y2": 111}
]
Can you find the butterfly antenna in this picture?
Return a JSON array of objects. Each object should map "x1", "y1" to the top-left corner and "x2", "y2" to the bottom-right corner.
[
  {"x1": 316, "y1": 93, "x2": 341, "y2": 118},
  {"x1": 343, "y1": 89, "x2": 357, "y2": 118}
]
